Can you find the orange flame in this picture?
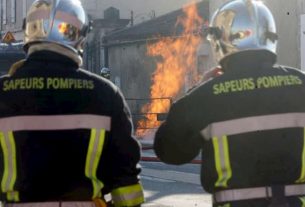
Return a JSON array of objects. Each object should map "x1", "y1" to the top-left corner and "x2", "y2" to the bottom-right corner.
[{"x1": 136, "y1": 2, "x2": 205, "y2": 138}]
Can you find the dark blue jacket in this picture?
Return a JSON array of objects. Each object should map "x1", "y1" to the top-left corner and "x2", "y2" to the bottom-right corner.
[
  {"x1": 154, "y1": 50, "x2": 305, "y2": 206},
  {"x1": 0, "y1": 51, "x2": 143, "y2": 205}
]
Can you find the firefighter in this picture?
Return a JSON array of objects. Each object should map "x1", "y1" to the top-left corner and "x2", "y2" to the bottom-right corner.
[
  {"x1": 154, "y1": 0, "x2": 305, "y2": 206},
  {"x1": 0, "y1": 0, "x2": 144, "y2": 207},
  {"x1": 100, "y1": 67, "x2": 111, "y2": 80}
]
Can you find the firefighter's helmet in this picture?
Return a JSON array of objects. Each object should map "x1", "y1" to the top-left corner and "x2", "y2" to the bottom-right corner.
[
  {"x1": 23, "y1": 0, "x2": 90, "y2": 55},
  {"x1": 207, "y1": 0, "x2": 278, "y2": 62}
]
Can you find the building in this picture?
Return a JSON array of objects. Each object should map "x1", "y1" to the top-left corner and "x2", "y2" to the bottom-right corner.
[
  {"x1": 1, "y1": 0, "x2": 197, "y2": 72},
  {"x1": 80, "y1": 0, "x2": 201, "y2": 24},
  {"x1": 0, "y1": 0, "x2": 200, "y2": 38},
  {"x1": 102, "y1": 1, "x2": 210, "y2": 124},
  {"x1": 0, "y1": 0, "x2": 131, "y2": 72},
  {"x1": 1, "y1": 0, "x2": 305, "y2": 70},
  {"x1": 84, "y1": 7, "x2": 131, "y2": 73},
  {"x1": 0, "y1": 0, "x2": 28, "y2": 40}
]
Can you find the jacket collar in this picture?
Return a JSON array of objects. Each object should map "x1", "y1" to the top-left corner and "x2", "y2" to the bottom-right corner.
[
  {"x1": 25, "y1": 50, "x2": 79, "y2": 69},
  {"x1": 220, "y1": 50, "x2": 277, "y2": 72}
]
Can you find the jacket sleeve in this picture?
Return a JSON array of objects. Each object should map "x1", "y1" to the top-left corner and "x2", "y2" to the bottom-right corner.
[
  {"x1": 102, "y1": 88, "x2": 144, "y2": 207},
  {"x1": 153, "y1": 95, "x2": 201, "y2": 165}
]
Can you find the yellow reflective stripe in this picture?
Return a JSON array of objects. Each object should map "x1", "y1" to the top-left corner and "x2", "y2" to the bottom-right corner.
[
  {"x1": 7, "y1": 191, "x2": 19, "y2": 202},
  {"x1": 213, "y1": 137, "x2": 222, "y2": 185},
  {"x1": 296, "y1": 128, "x2": 305, "y2": 183},
  {"x1": 300, "y1": 196, "x2": 305, "y2": 207},
  {"x1": 85, "y1": 129, "x2": 105, "y2": 198},
  {"x1": 223, "y1": 136, "x2": 232, "y2": 184},
  {"x1": 0, "y1": 131, "x2": 19, "y2": 201},
  {"x1": 111, "y1": 183, "x2": 144, "y2": 207},
  {"x1": 217, "y1": 204, "x2": 231, "y2": 207},
  {"x1": 0, "y1": 132, "x2": 9, "y2": 192},
  {"x1": 213, "y1": 136, "x2": 232, "y2": 188}
]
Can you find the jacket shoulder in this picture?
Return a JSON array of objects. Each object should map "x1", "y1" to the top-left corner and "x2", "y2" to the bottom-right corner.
[
  {"x1": 274, "y1": 64, "x2": 304, "y2": 74},
  {"x1": 77, "y1": 68, "x2": 119, "y2": 92}
]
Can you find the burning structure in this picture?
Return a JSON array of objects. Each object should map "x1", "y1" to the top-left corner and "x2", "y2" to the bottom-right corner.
[{"x1": 103, "y1": 0, "x2": 210, "y2": 138}]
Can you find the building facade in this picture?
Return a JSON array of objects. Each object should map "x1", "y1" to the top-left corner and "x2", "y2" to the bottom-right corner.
[
  {"x1": 1, "y1": 0, "x2": 305, "y2": 70},
  {"x1": 0, "y1": 0, "x2": 29, "y2": 40},
  {"x1": 80, "y1": 0, "x2": 200, "y2": 24},
  {"x1": 0, "y1": 0, "x2": 198, "y2": 72},
  {"x1": 0, "y1": 0, "x2": 200, "y2": 41},
  {"x1": 103, "y1": 1, "x2": 210, "y2": 99},
  {"x1": 84, "y1": 7, "x2": 131, "y2": 73}
]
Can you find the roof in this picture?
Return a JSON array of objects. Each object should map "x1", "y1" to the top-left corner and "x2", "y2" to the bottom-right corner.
[
  {"x1": 93, "y1": 19, "x2": 130, "y2": 29},
  {"x1": 104, "y1": 0, "x2": 209, "y2": 45}
]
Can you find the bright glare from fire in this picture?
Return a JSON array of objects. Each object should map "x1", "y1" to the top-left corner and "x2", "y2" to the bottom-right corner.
[{"x1": 136, "y1": 2, "x2": 204, "y2": 138}]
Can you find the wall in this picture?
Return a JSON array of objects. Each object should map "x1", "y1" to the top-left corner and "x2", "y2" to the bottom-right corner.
[
  {"x1": 107, "y1": 42, "x2": 160, "y2": 120},
  {"x1": 108, "y1": 42, "x2": 154, "y2": 99},
  {"x1": 267, "y1": 0, "x2": 300, "y2": 68},
  {"x1": 107, "y1": 40, "x2": 211, "y2": 101}
]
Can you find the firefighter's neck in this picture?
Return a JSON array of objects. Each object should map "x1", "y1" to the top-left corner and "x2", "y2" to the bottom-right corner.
[
  {"x1": 27, "y1": 43, "x2": 82, "y2": 66},
  {"x1": 220, "y1": 49, "x2": 277, "y2": 71}
]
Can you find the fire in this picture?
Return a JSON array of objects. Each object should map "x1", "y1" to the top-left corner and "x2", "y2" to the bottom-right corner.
[{"x1": 136, "y1": 2, "x2": 205, "y2": 138}]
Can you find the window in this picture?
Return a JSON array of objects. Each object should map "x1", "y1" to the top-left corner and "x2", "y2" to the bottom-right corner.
[
  {"x1": 11, "y1": 0, "x2": 16, "y2": 23},
  {"x1": 1, "y1": 0, "x2": 7, "y2": 25}
]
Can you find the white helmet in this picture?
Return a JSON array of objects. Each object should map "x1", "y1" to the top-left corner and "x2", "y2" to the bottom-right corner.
[
  {"x1": 24, "y1": 0, "x2": 90, "y2": 55},
  {"x1": 208, "y1": 0, "x2": 278, "y2": 62}
]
